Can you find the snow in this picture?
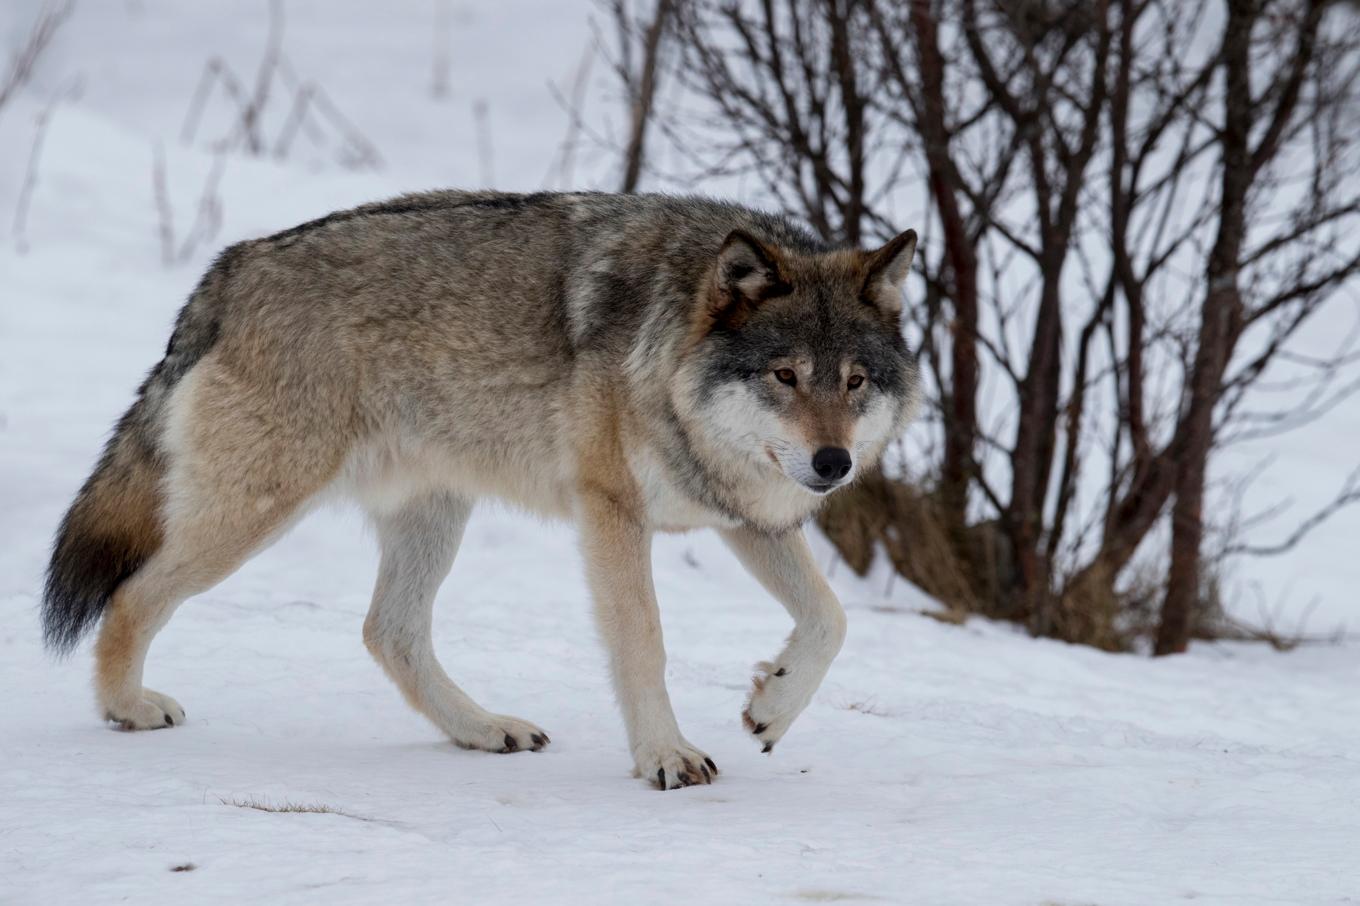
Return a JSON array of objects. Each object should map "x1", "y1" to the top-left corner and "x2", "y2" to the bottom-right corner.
[
  {"x1": 2, "y1": 2, "x2": 1359, "y2": 904},
  {"x1": 4, "y1": 519, "x2": 1359, "y2": 903}
]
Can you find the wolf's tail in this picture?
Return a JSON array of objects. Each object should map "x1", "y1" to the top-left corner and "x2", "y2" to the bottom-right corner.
[
  {"x1": 42, "y1": 396, "x2": 169, "y2": 653},
  {"x1": 42, "y1": 248, "x2": 235, "y2": 653}
]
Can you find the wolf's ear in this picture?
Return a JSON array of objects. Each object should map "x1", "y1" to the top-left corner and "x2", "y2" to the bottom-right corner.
[
  {"x1": 708, "y1": 230, "x2": 789, "y2": 329},
  {"x1": 861, "y1": 229, "x2": 917, "y2": 318}
]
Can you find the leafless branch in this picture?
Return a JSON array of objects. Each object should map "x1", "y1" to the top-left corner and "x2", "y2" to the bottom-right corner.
[{"x1": 0, "y1": 0, "x2": 73, "y2": 112}]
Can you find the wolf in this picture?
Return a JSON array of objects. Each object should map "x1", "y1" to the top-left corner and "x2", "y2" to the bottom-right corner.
[{"x1": 42, "y1": 190, "x2": 919, "y2": 789}]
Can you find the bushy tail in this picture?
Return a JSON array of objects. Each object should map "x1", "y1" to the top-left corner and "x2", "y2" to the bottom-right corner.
[
  {"x1": 41, "y1": 243, "x2": 235, "y2": 652},
  {"x1": 42, "y1": 397, "x2": 167, "y2": 653}
]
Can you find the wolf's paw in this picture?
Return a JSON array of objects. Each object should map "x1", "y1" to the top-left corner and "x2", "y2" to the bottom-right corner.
[
  {"x1": 633, "y1": 739, "x2": 718, "y2": 790},
  {"x1": 106, "y1": 688, "x2": 186, "y2": 731},
  {"x1": 451, "y1": 714, "x2": 550, "y2": 753},
  {"x1": 742, "y1": 660, "x2": 814, "y2": 753}
]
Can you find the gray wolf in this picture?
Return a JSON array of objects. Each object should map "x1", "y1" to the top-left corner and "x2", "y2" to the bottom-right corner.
[{"x1": 42, "y1": 190, "x2": 919, "y2": 789}]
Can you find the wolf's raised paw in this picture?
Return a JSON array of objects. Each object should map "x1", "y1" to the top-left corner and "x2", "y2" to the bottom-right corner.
[
  {"x1": 106, "y1": 688, "x2": 185, "y2": 731},
  {"x1": 451, "y1": 714, "x2": 550, "y2": 753},
  {"x1": 633, "y1": 739, "x2": 717, "y2": 790},
  {"x1": 743, "y1": 660, "x2": 814, "y2": 752}
]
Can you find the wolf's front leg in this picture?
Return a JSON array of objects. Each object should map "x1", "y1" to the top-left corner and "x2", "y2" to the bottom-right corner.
[
  {"x1": 721, "y1": 526, "x2": 848, "y2": 753},
  {"x1": 579, "y1": 491, "x2": 716, "y2": 790}
]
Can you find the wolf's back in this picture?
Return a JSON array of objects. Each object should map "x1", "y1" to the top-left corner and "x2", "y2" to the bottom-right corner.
[{"x1": 42, "y1": 246, "x2": 234, "y2": 652}]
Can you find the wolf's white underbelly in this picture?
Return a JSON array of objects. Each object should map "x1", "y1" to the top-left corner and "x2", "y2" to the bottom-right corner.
[
  {"x1": 339, "y1": 421, "x2": 740, "y2": 533},
  {"x1": 340, "y1": 433, "x2": 576, "y2": 520}
]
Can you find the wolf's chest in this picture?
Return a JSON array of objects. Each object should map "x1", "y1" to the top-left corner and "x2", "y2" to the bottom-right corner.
[{"x1": 627, "y1": 447, "x2": 740, "y2": 533}]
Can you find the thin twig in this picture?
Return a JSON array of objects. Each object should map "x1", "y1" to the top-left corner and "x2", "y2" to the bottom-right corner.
[
  {"x1": 0, "y1": 0, "x2": 74, "y2": 112},
  {"x1": 12, "y1": 79, "x2": 80, "y2": 253},
  {"x1": 473, "y1": 99, "x2": 494, "y2": 187}
]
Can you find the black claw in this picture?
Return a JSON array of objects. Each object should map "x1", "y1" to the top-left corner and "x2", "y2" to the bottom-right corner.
[
  {"x1": 503, "y1": 733, "x2": 519, "y2": 752},
  {"x1": 164, "y1": 714, "x2": 174, "y2": 726},
  {"x1": 705, "y1": 757, "x2": 718, "y2": 774},
  {"x1": 656, "y1": 768, "x2": 666, "y2": 790},
  {"x1": 753, "y1": 722, "x2": 769, "y2": 735},
  {"x1": 762, "y1": 741, "x2": 774, "y2": 754},
  {"x1": 700, "y1": 764, "x2": 710, "y2": 781},
  {"x1": 530, "y1": 733, "x2": 546, "y2": 749},
  {"x1": 774, "y1": 668, "x2": 787, "y2": 676}
]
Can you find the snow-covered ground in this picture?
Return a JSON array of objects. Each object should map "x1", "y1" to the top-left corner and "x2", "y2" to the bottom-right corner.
[
  {"x1": 5, "y1": 525, "x2": 1358, "y2": 905},
  {"x1": 2, "y1": 3, "x2": 1359, "y2": 904}
]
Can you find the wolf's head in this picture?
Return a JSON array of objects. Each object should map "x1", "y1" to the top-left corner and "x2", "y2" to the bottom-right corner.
[{"x1": 674, "y1": 227, "x2": 920, "y2": 501}]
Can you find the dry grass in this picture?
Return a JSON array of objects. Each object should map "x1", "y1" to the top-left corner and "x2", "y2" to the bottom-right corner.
[
  {"x1": 819, "y1": 469, "x2": 1339, "y2": 653},
  {"x1": 819, "y1": 469, "x2": 1131, "y2": 651},
  {"x1": 840, "y1": 700, "x2": 893, "y2": 718},
  {"x1": 818, "y1": 470, "x2": 985, "y2": 613},
  {"x1": 218, "y1": 796, "x2": 368, "y2": 821},
  {"x1": 917, "y1": 607, "x2": 969, "y2": 626}
]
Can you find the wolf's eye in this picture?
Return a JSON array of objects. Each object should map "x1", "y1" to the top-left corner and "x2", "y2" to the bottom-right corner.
[
  {"x1": 774, "y1": 368, "x2": 798, "y2": 386},
  {"x1": 847, "y1": 374, "x2": 865, "y2": 390}
]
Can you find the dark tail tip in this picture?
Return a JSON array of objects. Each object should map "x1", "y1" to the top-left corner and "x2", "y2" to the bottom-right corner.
[
  {"x1": 44, "y1": 349, "x2": 177, "y2": 653},
  {"x1": 42, "y1": 455, "x2": 162, "y2": 654},
  {"x1": 42, "y1": 521, "x2": 144, "y2": 654}
]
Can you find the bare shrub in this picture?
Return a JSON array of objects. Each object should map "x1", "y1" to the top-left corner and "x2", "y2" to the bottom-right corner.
[
  {"x1": 151, "y1": 143, "x2": 226, "y2": 267},
  {"x1": 604, "y1": 0, "x2": 678, "y2": 191},
  {"x1": 630, "y1": 0, "x2": 1360, "y2": 653},
  {"x1": 178, "y1": 0, "x2": 381, "y2": 170}
]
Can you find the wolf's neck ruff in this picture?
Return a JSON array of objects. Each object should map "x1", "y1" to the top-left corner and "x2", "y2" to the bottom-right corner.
[{"x1": 653, "y1": 398, "x2": 751, "y2": 525}]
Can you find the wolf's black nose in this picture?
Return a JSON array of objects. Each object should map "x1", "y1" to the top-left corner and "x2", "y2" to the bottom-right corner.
[{"x1": 812, "y1": 447, "x2": 852, "y2": 481}]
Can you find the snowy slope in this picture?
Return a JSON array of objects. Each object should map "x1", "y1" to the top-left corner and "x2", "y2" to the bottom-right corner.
[{"x1": 2, "y1": 3, "x2": 1360, "y2": 905}]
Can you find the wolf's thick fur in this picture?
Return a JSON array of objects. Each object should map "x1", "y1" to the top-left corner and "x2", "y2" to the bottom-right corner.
[{"x1": 43, "y1": 191, "x2": 919, "y2": 788}]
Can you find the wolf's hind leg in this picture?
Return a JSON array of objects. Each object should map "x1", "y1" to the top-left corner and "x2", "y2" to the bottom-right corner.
[
  {"x1": 96, "y1": 482, "x2": 309, "y2": 730},
  {"x1": 97, "y1": 564, "x2": 193, "y2": 730},
  {"x1": 96, "y1": 357, "x2": 346, "y2": 730},
  {"x1": 363, "y1": 493, "x2": 548, "y2": 753},
  {"x1": 721, "y1": 526, "x2": 847, "y2": 753}
]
